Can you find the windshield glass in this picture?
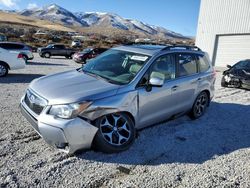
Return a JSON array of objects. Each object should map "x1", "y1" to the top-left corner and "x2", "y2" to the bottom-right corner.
[
  {"x1": 82, "y1": 48, "x2": 93, "y2": 53},
  {"x1": 46, "y1": 44, "x2": 53, "y2": 48},
  {"x1": 82, "y1": 49, "x2": 150, "y2": 85}
]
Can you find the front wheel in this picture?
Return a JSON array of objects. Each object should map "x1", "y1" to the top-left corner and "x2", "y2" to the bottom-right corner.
[
  {"x1": 93, "y1": 113, "x2": 136, "y2": 153},
  {"x1": 189, "y1": 91, "x2": 209, "y2": 119},
  {"x1": 43, "y1": 52, "x2": 51, "y2": 58},
  {"x1": 0, "y1": 63, "x2": 8, "y2": 77}
]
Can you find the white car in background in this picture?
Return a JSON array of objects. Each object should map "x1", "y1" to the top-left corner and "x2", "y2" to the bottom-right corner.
[
  {"x1": 71, "y1": 40, "x2": 82, "y2": 48},
  {"x1": 0, "y1": 42, "x2": 34, "y2": 62},
  {"x1": 0, "y1": 47, "x2": 26, "y2": 77}
]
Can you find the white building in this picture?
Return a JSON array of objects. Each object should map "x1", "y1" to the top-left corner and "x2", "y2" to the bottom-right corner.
[{"x1": 196, "y1": 0, "x2": 250, "y2": 67}]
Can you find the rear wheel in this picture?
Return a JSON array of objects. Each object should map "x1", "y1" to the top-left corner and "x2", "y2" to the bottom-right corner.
[
  {"x1": 189, "y1": 91, "x2": 209, "y2": 119},
  {"x1": 0, "y1": 63, "x2": 8, "y2": 77},
  {"x1": 70, "y1": 53, "x2": 75, "y2": 59},
  {"x1": 93, "y1": 113, "x2": 136, "y2": 153}
]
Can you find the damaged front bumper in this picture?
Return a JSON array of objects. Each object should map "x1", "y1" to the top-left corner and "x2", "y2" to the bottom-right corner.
[{"x1": 20, "y1": 96, "x2": 98, "y2": 154}]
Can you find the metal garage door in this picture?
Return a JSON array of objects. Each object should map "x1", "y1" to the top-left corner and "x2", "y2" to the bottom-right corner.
[{"x1": 215, "y1": 34, "x2": 250, "y2": 67}]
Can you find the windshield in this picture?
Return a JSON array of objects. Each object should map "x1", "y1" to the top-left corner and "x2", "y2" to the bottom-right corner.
[
  {"x1": 81, "y1": 48, "x2": 93, "y2": 53},
  {"x1": 82, "y1": 49, "x2": 150, "y2": 85},
  {"x1": 46, "y1": 44, "x2": 53, "y2": 48}
]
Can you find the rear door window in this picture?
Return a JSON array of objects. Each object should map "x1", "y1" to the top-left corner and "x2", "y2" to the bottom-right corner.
[
  {"x1": 55, "y1": 45, "x2": 65, "y2": 49},
  {"x1": 176, "y1": 53, "x2": 198, "y2": 77}
]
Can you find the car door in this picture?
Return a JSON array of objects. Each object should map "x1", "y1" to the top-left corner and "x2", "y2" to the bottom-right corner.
[
  {"x1": 172, "y1": 53, "x2": 200, "y2": 112},
  {"x1": 49, "y1": 45, "x2": 57, "y2": 55},
  {"x1": 137, "y1": 54, "x2": 179, "y2": 128},
  {"x1": 58, "y1": 45, "x2": 66, "y2": 56},
  {"x1": 53, "y1": 45, "x2": 62, "y2": 56}
]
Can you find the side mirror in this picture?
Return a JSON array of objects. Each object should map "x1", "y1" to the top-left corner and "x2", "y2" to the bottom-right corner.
[
  {"x1": 227, "y1": 64, "x2": 232, "y2": 69},
  {"x1": 149, "y1": 77, "x2": 164, "y2": 87}
]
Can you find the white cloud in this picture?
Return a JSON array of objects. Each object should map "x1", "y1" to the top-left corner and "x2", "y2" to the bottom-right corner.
[
  {"x1": 0, "y1": 0, "x2": 17, "y2": 8},
  {"x1": 27, "y1": 3, "x2": 38, "y2": 9}
]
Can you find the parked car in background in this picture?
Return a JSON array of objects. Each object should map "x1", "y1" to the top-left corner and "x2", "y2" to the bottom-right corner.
[
  {"x1": 0, "y1": 34, "x2": 7, "y2": 42},
  {"x1": 38, "y1": 44, "x2": 77, "y2": 59},
  {"x1": 20, "y1": 45, "x2": 215, "y2": 154},
  {"x1": 0, "y1": 42, "x2": 33, "y2": 62},
  {"x1": 27, "y1": 45, "x2": 38, "y2": 53},
  {"x1": 221, "y1": 59, "x2": 250, "y2": 89},
  {"x1": 73, "y1": 48, "x2": 108, "y2": 64},
  {"x1": 71, "y1": 40, "x2": 82, "y2": 48},
  {"x1": 0, "y1": 47, "x2": 26, "y2": 77}
]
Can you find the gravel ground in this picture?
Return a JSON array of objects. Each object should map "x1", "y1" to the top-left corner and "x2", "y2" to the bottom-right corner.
[{"x1": 0, "y1": 54, "x2": 250, "y2": 188}]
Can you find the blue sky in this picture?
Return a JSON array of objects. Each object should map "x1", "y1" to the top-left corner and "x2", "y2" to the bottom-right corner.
[{"x1": 0, "y1": 0, "x2": 201, "y2": 36}]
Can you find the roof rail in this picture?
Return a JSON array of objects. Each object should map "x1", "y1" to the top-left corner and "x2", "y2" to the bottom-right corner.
[
  {"x1": 125, "y1": 42, "x2": 167, "y2": 46},
  {"x1": 162, "y1": 45, "x2": 201, "y2": 51}
]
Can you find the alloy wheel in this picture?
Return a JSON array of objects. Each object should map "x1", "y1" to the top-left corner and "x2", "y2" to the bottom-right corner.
[
  {"x1": 100, "y1": 114, "x2": 131, "y2": 146},
  {"x1": 0, "y1": 65, "x2": 7, "y2": 76},
  {"x1": 194, "y1": 93, "x2": 208, "y2": 117}
]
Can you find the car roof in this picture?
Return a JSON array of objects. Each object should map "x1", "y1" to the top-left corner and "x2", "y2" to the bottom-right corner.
[
  {"x1": 114, "y1": 45, "x2": 166, "y2": 56},
  {"x1": 113, "y1": 44, "x2": 204, "y2": 56},
  {"x1": 0, "y1": 41, "x2": 26, "y2": 46}
]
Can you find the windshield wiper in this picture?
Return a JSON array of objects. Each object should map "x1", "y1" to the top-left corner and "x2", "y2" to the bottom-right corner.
[{"x1": 82, "y1": 69, "x2": 121, "y2": 85}]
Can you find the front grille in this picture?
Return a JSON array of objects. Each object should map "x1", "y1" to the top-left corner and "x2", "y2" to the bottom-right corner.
[{"x1": 24, "y1": 90, "x2": 47, "y2": 115}]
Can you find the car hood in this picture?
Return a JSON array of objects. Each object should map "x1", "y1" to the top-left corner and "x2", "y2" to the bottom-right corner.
[{"x1": 29, "y1": 69, "x2": 120, "y2": 105}]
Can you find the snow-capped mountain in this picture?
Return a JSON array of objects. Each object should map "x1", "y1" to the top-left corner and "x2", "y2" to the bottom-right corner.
[
  {"x1": 18, "y1": 4, "x2": 187, "y2": 39},
  {"x1": 20, "y1": 4, "x2": 88, "y2": 26}
]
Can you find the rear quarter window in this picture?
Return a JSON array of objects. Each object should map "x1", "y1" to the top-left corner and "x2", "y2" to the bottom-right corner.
[
  {"x1": 197, "y1": 55, "x2": 210, "y2": 72},
  {"x1": 177, "y1": 53, "x2": 198, "y2": 77}
]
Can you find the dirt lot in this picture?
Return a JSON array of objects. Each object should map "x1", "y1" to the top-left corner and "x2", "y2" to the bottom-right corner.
[{"x1": 0, "y1": 54, "x2": 249, "y2": 187}]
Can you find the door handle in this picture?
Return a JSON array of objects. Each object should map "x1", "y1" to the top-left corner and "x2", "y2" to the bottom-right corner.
[
  {"x1": 191, "y1": 78, "x2": 202, "y2": 84},
  {"x1": 171, "y1": 85, "x2": 178, "y2": 91}
]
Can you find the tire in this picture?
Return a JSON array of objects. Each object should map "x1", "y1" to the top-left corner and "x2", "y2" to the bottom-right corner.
[
  {"x1": 70, "y1": 53, "x2": 75, "y2": 59},
  {"x1": 93, "y1": 113, "x2": 136, "y2": 153},
  {"x1": 221, "y1": 76, "x2": 228, "y2": 87},
  {"x1": 189, "y1": 91, "x2": 209, "y2": 120},
  {"x1": 43, "y1": 52, "x2": 51, "y2": 58},
  {"x1": 0, "y1": 62, "x2": 8, "y2": 77}
]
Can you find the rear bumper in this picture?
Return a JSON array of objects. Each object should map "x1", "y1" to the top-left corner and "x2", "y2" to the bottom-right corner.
[{"x1": 20, "y1": 96, "x2": 98, "y2": 154}]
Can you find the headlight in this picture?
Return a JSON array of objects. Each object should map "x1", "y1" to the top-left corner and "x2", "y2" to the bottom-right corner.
[{"x1": 49, "y1": 102, "x2": 92, "y2": 119}]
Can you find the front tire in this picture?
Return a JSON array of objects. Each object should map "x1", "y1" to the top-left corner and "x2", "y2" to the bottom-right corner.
[
  {"x1": 43, "y1": 52, "x2": 51, "y2": 58},
  {"x1": 93, "y1": 113, "x2": 136, "y2": 153},
  {"x1": 0, "y1": 63, "x2": 8, "y2": 77},
  {"x1": 189, "y1": 91, "x2": 209, "y2": 120}
]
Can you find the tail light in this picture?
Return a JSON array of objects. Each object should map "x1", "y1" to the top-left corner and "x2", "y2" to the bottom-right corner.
[{"x1": 18, "y1": 54, "x2": 24, "y2": 59}]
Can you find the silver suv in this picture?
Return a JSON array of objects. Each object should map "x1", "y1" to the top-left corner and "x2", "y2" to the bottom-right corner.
[{"x1": 20, "y1": 45, "x2": 216, "y2": 154}]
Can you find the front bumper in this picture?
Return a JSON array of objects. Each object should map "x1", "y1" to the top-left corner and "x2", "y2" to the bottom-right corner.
[
  {"x1": 20, "y1": 96, "x2": 98, "y2": 154},
  {"x1": 73, "y1": 56, "x2": 84, "y2": 63}
]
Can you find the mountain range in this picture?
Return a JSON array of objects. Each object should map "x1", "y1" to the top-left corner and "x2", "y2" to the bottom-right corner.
[{"x1": 18, "y1": 4, "x2": 187, "y2": 39}]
